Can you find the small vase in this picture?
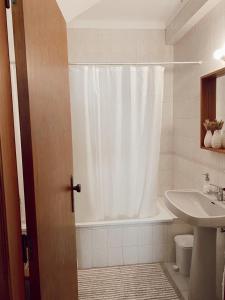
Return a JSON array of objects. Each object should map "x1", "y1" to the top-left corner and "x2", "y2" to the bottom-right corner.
[
  {"x1": 204, "y1": 130, "x2": 212, "y2": 148},
  {"x1": 211, "y1": 130, "x2": 222, "y2": 149},
  {"x1": 221, "y1": 131, "x2": 225, "y2": 148}
]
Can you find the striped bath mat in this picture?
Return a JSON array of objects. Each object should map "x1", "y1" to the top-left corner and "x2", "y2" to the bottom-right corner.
[{"x1": 78, "y1": 263, "x2": 182, "y2": 299}]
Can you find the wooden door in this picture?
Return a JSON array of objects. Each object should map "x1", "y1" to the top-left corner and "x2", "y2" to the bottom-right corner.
[
  {"x1": 0, "y1": 1, "x2": 25, "y2": 299},
  {"x1": 11, "y1": 0, "x2": 78, "y2": 299}
]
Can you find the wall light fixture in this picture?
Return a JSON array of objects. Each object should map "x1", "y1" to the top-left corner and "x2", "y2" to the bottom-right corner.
[{"x1": 213, "y1": 44, "x2": 225, "y2": 61}]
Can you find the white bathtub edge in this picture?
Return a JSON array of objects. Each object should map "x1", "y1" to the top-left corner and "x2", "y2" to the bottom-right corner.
[
  {"x1": 76, "y1": 198, "x2": 177, "y2": 228},
  {"x1": 21, "y1": 198, "x2": 177, "y2": 231}
]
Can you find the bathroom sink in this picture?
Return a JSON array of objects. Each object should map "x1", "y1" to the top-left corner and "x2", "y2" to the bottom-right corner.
[
  {"x1": 165, "y1": 190, "x2": 225, "y2": 228},
  {"x1": 165, "y1": 189, "x2": 225, "y2": 299}
]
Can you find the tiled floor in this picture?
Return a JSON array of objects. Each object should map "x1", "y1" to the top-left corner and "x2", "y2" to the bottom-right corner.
[
  {"x1": 164, "y1": 262, "x2": 189, "y2": 300},
  {"x1": 78, "y1": 263, "x2": 183, "y2": 299}
]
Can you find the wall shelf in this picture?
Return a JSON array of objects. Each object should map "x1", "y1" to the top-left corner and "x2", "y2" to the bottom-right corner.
[
  {"x1": 201, "y1": 67, "x2": 225, "y2": 154},
  {"x1": 200, "y1": 146, "x2": 225, "y2": 154}
]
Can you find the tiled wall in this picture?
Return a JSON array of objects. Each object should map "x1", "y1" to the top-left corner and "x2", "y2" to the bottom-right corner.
[
  {"x1": 68, "y1": 27, "x2": 195, "y2": 271},
  {"x1": 173, "y1": 1, "x2": 225, "y2": 298},
  {"x1": 173, "y1": 1, "x2": 225, "y2": 190},
  {"x1": 67, "y1": 28, "x2": 174, "y2": 196},
  {"x1": 76, "y1": 220, "x2": 192, "y2": 269}
]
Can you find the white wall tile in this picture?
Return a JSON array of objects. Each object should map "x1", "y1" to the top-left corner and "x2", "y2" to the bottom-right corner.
[
  {"x1": 108, "y1": 226, "x2": 122, "y2": 247},
  {"x1": 76, "y1": 228, "x2": 93, "y2": 269},
  {"x1": 76, "y1": 228, "x2": 92, "y2": 249},
  {"x1": 138, "y1": 225, "x2": 153, "y2": 246},
  {"x1": 76, "y1": 220, "x2": 193, "y2": 268},
  {"x1": 92, "y1": 227, "x2": 108, "y2": 249},
  {"x1": 152, "y1": 243, "x2": 167, "y2": 263},
  {"x1": 68, "y1": 29, "x2": 173, "y2": 65},
  {"x1": 152, "y1": 224, "x2": 168, "y2": 244},
  {"x1": 123, "y1": 246, "x2": 139, "y2": 265},
  {"x1": 122, "y1": 226, "x2": 138, "y2": 246},
  {"x1": 159, "y1": 154, "x2": 173, "y2": 171},
  {"x1": 161, "y1": 101, "x2": 173, "y2": 136},
  {"x1": 173, "y1": 0, "x2": 225, "y2": 188},
  {"x1": 108, "y1": 247, "x2": 123, "y2": 266},
  {"x1": 160, "y1": 134, "x2": 173, "y2": 154},
  {"x1": 92, "y1": 247, "x2": 108, "y2": 268},
  {"x1": 77, "y1": 247, "x2": 92, "y2": 269},
  {"x1": 138, "y1": 245, "x2": 153, "y2": 264}
]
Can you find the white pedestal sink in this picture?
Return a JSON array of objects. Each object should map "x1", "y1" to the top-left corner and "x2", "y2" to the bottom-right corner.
[{"x1": 165, "y1": 190, "x2": 225, "y2": 300}]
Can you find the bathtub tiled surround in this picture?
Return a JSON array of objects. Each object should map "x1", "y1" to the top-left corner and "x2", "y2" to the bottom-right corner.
[{"x1": 76, "y1": 220, "x2": 192, "y2": 269}]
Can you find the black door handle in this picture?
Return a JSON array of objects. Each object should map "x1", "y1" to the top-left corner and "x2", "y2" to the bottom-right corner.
[
  {"x1": 73, "y1": 184, "x2": 81, "y2": 193},
  {"x1": 70, "y1": 177, "x2": 81, "y2": 213}
]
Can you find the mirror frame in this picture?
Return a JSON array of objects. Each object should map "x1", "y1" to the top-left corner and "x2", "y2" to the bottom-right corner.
[{"x1": 201, "y1": 67, "x2": 225, "y2": 153}]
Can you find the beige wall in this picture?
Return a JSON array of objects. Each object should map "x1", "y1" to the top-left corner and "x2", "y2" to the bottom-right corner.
[
  {"x1": 173, "y1": 1, "x2": 225, "y2": 298},
  {"x1": 67, "y1": 28, "x2": 174, "y2": 195}
]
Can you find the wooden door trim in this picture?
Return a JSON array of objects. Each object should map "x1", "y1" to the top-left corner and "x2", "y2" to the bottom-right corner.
[
  {"x1": 11, "y1": 1, "x2": 41, "y2": 299},
  {"x1": 0, "y1": 0, "x2": 25, "y2": 298},
  {"x1": 0, "y1": 140, "x2": 11, "y2": 299}
]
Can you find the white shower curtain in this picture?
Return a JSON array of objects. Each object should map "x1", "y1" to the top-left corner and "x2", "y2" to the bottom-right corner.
[{"x1": 69, "y1": 65, "x2": 164, "y2": 222}]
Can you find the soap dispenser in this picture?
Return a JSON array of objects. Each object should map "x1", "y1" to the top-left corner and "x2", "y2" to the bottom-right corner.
[{"x1": 202, "y1": 173, "x2": 210, "y2": 193}]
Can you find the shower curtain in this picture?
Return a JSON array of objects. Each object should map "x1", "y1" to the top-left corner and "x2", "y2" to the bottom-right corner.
[{"x1": 69, "y1": 65, "x2": 164, "y2": 222}]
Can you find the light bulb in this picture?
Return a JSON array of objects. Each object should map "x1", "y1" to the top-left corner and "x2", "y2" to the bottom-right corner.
[{"x1": 213, "y1": 48, "x2": 224, "y2": 60}]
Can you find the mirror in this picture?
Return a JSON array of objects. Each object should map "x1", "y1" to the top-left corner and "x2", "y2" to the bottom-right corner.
[{"x1": 216, "y1": 75, "x2": 225, "y2": 131}]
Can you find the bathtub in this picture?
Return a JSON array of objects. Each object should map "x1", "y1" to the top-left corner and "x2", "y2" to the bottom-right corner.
[
  {"x1": 76, "y1": 200, "x2": 175, "y2": 228},
  {"x1": 21, "y1": 198, "x2": 192, "y2": 269},
  {"x1": 76, "y1": 199, "x2": 194, "y2": 269}
]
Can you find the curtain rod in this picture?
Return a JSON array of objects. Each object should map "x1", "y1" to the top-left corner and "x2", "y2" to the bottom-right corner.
[
  {"x1": 69, "y1": 61, "x2": 202, "y2": 66},
  {"x1": 10, "y1": 61, "x2": 202, "y2": 66}
]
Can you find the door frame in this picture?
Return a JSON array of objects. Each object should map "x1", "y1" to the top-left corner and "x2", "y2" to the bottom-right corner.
[
  {"x1": 11, "y1": 1, "x2": 41, "y2": 297},
  {"x1": 0, "y1": 141, "x2": 11, "y2": 300},
  {"x1": 0, "y1": 0, "x2": 25, "y2": 298}
]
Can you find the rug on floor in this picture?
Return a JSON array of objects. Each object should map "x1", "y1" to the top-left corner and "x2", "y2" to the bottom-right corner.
[{"x1": 78, "y1": 263, "x2": 182, "y2": 300}]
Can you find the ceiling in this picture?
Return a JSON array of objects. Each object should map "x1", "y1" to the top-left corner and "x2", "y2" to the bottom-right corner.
[
  {"x1": 68, "y1": 0, "x2": 187, "y2": 29},
  {"x1": 56, "y1": 0, "x2": 101, "y2": 23}
]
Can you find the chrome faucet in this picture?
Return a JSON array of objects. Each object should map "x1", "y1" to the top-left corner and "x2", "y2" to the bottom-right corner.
[{"x1": 209, "y1": 184, "x2": 224, "y2": 201}]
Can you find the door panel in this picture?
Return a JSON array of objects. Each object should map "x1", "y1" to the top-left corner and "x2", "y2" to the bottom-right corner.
[
  {"x1": 12, "y1": 0, "x2": 78, "y2": 299},
  {"x1": 0, "y1": 0, "x2": 25, "y2": 299}
]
